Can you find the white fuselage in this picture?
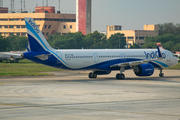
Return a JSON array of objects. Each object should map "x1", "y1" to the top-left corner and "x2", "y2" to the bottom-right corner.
[{"x1": 51, "y1": 48, "x2": 177, "y2": 69}]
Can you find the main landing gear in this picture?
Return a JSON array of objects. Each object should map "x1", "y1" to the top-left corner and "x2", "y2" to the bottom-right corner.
[
  {"x1": 159, "y1": 68, "x2": 164, "y2": 77},
  {"x1": 88, "y1": 71, "x2": 97, "y2": 78},
  {"x1": 116, "y1": 66, "x2": 125, "y2": 80}
]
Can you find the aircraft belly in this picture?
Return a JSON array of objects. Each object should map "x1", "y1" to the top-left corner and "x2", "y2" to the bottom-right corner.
[{"x1": 65, "y1": 59, "x2": 94, "y2": 69}]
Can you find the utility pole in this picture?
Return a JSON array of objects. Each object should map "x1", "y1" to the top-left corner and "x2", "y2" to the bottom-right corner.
[
  {"x1": 24, "y1": 0, "x2": 25, "y2": 11},
  {"x1": 59, "y1": 0, "x2": 60, "y2": 12},
  {"x1": 46, "y1": 0, "x2": 48, "y2": 6},
  {"x1": 42, "y1": 0, "x2": 44, "y2": 12},
  {"x1": 0, "y1": 0, "x2": 3, "y2": 7},
  {"x1": 21, "y1": 0, "x2": 22, "y2": 13},
  {"x1": 11, "y1": 0, "x2": 14, "y2": 13}
]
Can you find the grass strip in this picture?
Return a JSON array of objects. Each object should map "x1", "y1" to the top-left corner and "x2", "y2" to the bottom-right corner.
[{"x1": 0, "y1": 59, "x2": 63, "y2": 76}]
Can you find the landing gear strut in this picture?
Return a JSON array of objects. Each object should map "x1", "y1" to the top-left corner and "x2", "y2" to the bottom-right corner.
[
  {"x1": 116, "y1": 66, "x2": 125, "y2": 80},
  {"x1": 88, "y1": 71, "x2": 97, "y2": 78},
  {"x1": 159, "y1": 68, "x2": 164, "y2": 77}
]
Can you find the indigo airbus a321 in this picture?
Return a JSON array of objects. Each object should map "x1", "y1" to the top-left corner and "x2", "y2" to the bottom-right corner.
[{"x1": 21, "y1": 17, "x2": 178, "y2": 79}]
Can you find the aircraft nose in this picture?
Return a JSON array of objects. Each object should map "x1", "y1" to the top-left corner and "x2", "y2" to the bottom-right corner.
[{"x1": 174, "y1": 57, "x2": 178, "y2": 65}]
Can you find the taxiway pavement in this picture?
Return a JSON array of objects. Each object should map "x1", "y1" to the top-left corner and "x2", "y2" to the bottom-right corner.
[{"x1": 0, "y1": 70, "x2": 180, "y2": 120}]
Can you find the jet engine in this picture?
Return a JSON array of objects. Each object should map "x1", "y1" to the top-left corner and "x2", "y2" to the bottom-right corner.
[{"x1": 133, "y1": 63, "x2": 154, "y2": 76}]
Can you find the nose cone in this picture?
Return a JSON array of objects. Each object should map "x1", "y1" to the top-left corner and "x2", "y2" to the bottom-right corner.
[{"x1": 173, "y1": 57, "x2": 178, "y2": 67}]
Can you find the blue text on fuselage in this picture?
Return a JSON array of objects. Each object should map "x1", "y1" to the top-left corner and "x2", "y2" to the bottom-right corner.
[{"x1": 144, "y1": 51, "x2": 166, "y2": 59}]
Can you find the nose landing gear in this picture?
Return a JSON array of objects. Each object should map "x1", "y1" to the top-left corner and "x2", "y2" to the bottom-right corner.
[{"x1": 159, "y1": 68, "x2": 164, "y2": 77}]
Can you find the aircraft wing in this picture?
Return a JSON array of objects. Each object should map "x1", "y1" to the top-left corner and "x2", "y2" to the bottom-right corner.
[
  {"x1": 110, "y1": 43, "x2": 163, "y2": 68},
  {"x1": 110, "y1": 60, "x2": 150, "y2": 67},
  {"x1": 2, "y1": 52, "x2": 22, "y2": 57}
]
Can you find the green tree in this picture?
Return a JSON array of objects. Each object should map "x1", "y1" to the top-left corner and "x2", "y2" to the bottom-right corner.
[
  {"x1": 108, "y1": 33, "x2": 126, "y2": 49},
  {"x1": 5, "y1": 35, "x2": 28, "y2": 51},
  {"x1": 129, "y1": 43, "x2": 141, "y2": 49},
  {"x1": 158, "y1": 23, "x2": 180, "y2": 35},
  {"x1": 83, "y1": 31, "x2": 107, "y2": 49},
  {"x1": 142, "y1": 34, "x2": 180, "y2": 51},
  {"x1": 174, "y1": 43, "x2": 180, "y2": 51},
  {"x1": 0, "y1": 35, "x2": 9, "y2": 52}
]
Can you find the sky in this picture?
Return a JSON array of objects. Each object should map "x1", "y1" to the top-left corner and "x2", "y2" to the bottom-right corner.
[{"x1": 3, "y1": 0, "x2": 180, "y2": 32}]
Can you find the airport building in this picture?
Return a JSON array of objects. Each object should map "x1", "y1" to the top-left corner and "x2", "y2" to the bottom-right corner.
[
  {"x1": 0, "y1": 6, "x2": 76, "y2": 38},
  {"x1": 76, "y1": 0, "x2": 91, "y2": 35},
  {"x1": 107, "y1": 25, "x2": 159, "y2": 46}
]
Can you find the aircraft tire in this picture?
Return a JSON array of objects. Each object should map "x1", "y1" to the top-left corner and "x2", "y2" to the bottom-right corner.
[
  {"x1": 89, "y1": 72, "x2": 93, "y2": 78},
  {"x1": 116, "y1": 73, "x2": 125, "y2": 80},
  {"x1": 159, "y1": 73, "x2": 164, "y2": 77},
  {"x1": 93, "y1": 74, "x2": 97, "y2": 78}
]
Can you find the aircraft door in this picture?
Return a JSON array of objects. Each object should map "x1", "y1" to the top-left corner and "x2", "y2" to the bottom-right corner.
[
  {"x1": 55, "y1": 51, "x2": 62, "y2": 63},
  {"x1": 165, "y1": 51, "x2": 171, "y2": 62},
  {"x1": 94, "y1": 53, "x2": 99, "y2": 63}
]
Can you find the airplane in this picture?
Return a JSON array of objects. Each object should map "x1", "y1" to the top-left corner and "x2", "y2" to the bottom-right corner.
[
  {"x1": 0, "y1": 51, "x2": 24, "y2": 63},
  {"x1": 21, "y1": 17, "x2": 178, "y2": 79}
]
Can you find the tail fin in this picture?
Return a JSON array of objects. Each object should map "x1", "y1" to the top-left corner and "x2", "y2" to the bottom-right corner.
[
  {"x1": 25, "y1": 17, "x2": 53, "y2": 52},
  {"x1": 157, "y1": 43, "x2": 164, "y2": 50}
]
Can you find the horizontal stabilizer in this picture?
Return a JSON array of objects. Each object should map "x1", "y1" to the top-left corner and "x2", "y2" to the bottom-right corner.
[{"x1": 35, "y1": 54, "x2": 51, "y2": 61}]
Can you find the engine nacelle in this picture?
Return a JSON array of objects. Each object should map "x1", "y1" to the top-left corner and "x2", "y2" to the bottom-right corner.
[
  {"x1": 94, "y1": 70, "x2": 111, "y2": 75},
  {"x1": 134, "y1": 63, "x2": 154, "y2": 76}
]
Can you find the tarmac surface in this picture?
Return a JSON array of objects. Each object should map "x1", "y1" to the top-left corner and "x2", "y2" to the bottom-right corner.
[{"x1": 0, "y1": 69, "x2": 180, "y2": 120}]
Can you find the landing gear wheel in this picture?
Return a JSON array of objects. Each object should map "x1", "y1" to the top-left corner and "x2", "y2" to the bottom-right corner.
[
  {"x1": 93, "y1": 73, "x2": 97, "y2": 78},
  {"x1": 88, "y1": 72, "x2": 97, "y2": 78},
  {"x1": 159, "y1": 73, "x2": 164, "y2": 77},
  {"x1": 159, "y1": 68, "x2": 164, "y2": 77},
  {"x1": 116, "y1": 73, "x2": 120, "y2": 79},
  {"x1": 116, "y1": 73, "x2": 125, "y2": 80},
  {"x1": 89, "y1": 72, "x2": 93, "y2": 78}
]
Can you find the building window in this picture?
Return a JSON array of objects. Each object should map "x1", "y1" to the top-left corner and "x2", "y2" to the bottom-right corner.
[
  {"x1": 0, "y1": 19, "x2": 8, "y2": 21},
  {"x1": 46, "y1": 32, "x2": 49, "y2": 36},
  {"x1": 34, "y1": 18, "x2": 39, "y2": 21},
  {"x1": 21, "y1": 25, "x2": 26, "y2": 28},
  {"x1": 44, "y1": 18, "x2": 50, "y2": 21},
  {"x1": 44, "y1": 25, "x2": 47, "y2": 28},
  {"x1": 136, "y1": 37, "x2": 138, "y2": 39},
  {"x1": 62, "y1": 33, "x2": 66, "y2": 35},
  {"x1": 9, "y1": 33, "x2": 14, "y2": 36},
  {"x1": 22, "y1": 33, "x2": 26, "y2": 36},
  {"x1": 16, "y1": 25, "x2": 20, "y2": 28},
  {"x1": 48, "y1": 25, "x2": 51, "y2": 29},
  {"x1": 128, "y1": 37, "x2": 134, "y2": 39},
  {"x1": 16, "y1": 33, "x2": 20, "y2": 36},
  {"x1": 63, "y1": 25, "x2": 66, "y2": 29},
  {"x1": 42, "y1": 32, "x2": 45, "y2": 35},
  {"x1": 9, "y1": 19, "x2": 20, "y2": 21},
  {"x1": 0, "y1": 25, "x2": 2, "y2": 28},
  {"x1": 139, "y1": 37, "x2": 144, "y2": 40},
  {"x1": 4, "y1": 25, "x2": 8, "y2": 28},
  {"x1": 9, "y1": 25, "x2": 14, "y2": 28},
  {"x1": 70, "y1": 25, "x2": 72, "y2": 29},
  {"x1": 109, "y1": 26, "x2": 111, "y2": 31},
  {"x1": 115, "y1": 26, "x2": 121, "y2": 30}
]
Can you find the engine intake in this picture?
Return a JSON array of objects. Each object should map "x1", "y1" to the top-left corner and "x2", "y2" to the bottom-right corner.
[{"x1": 134, "y1": 63, "x2": 154, "y2": 76}]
